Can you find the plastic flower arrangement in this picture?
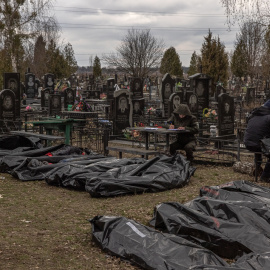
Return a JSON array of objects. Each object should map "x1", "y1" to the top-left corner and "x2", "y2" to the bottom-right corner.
[
  {"x1": 203, "y1": 108, "x2": 218, "y2": 121},
  {"x1": 25, "y1": 105, "x2": 32, "y2": 111},
  {"x1": 72, "y1": 100, "x2": 92, "y2": 112},
  {"x1": 147, "y1": 107, "x2": 156, "y2": 114}
]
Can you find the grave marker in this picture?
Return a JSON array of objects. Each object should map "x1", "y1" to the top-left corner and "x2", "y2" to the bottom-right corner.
[
  {"x1": 25, "y1": 73, "x2": 36, "y2": 98},
  {"x1": 161, "y1": 73, "x2": 175, "y2": 117},
  {"x1": 41, "y1": 88, "x2": 51, "y2": 108},
  {"x1": 218, "y1": 93, "x2": 234, "y2": 136},
  {"x1": 0, "y1": 89, "x2": 16, "y2": 129},
  {"x1": 44, "y1": 73, "x2": 55, "y2": 92},
  {"x1": 130, "y1": 77, "x2": 143, "y2": 99},
  {"x1": 49, "y1": 94, "x2": 62, "y2": 115},
  {"x1": 168, "y1": 92, "x2": 183, "y2": 116},
  {"x1": 113, "y1": 90, "x2": 131, "y2": 135}
]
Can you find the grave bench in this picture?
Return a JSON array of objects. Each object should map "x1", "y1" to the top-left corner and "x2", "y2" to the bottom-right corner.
[
  {"x1": 106, "y1": 145, "x2": 159, "y2": 159},
  {"x1": 9, "y1": 130, "x2": 65, "y2": 147}
]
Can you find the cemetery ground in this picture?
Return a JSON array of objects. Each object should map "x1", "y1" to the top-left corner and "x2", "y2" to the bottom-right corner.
[{"x1": 1, "y1": 161, "x2": 268, "y2": 270}]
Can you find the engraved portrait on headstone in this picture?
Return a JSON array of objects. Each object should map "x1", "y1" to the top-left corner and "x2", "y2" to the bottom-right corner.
[
  {"x1": 44, "y1": 73, "x2": 55, "y2": 91},
  {"x1": 172, "y1": 94, "x2": 181, "y2": 110},
  {"x1": 25, "y1": 73, "x2": 36, "y2": 98},
  {"x1": 164, "y1": 83, "x2": 172, "y2": 99},
  {"x1": 3, "y1": 94, "x2": 13, "y2": 110},
  {"x1": 188, "y1": 94, "x2": 198, "y2": 114},
  {"x1": 133, "y1": 101, "x2": 143, "y2": 115},
  {"x1": 118, "y1": 96, "x2": 128, "y2": 114},
  {"x1": 130, "y1": 77, "x2": 143, "y2": 99},
  {"x1": 0, "y1": 89, "x2": 16, "y2": 125},
  {"x1": 218, "y1": 93, "x2": 234, "y2": 136},
  {"x1": 196, "y1": 81, "x2": 204, "y2": 97}
]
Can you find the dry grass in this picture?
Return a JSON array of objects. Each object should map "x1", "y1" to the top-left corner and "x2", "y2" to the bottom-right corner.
[{"x1": 0, "y1": 160, "x2": 268, "y2": 270}]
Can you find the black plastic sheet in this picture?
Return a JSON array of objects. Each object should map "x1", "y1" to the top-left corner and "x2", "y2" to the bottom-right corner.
[
  {"x1": 90, "y1": 215, "x2": 229, "y2": 270},
  {"x1": 233, "y1": 252, "x2": 270, "y2": 270},
  {"x1": 150, "y1": 202, "x2": 254, "y2": 259},
  {"x1": 0, "y1": 134, "x2": 41, "y2": 150},
  {"x1": 85, "y1": 155, "x2": 195, "y2": 197},
  {"x1": 200, "y1": 180, "x2": 270, "y2": 205}
]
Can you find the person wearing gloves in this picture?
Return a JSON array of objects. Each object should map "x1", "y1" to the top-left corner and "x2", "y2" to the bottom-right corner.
[
  {"x1": 165, "y1": 104, "x2": 199, "y2": 163},
  {"x1": 244, "y1": 99, "x2": 270, "y2": 182}
]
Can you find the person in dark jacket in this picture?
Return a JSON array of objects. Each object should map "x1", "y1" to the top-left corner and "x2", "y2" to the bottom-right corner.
[
  {"x1": 165, "y1": 104, "x2": 199, "y2": 162},
  {"x1": 244, "y1": 100, "x2": 270, "y2": 182}
]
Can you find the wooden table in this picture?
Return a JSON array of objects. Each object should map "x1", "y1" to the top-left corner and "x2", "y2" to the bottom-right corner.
[{"x1": 32, "y1": 118, "x2": 86, "y2": 145}]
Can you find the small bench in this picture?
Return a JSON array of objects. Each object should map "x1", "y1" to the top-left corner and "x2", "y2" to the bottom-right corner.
[
  {"x1": 9, "y1": 131, "x2": 65, "y2": 146},
  {"x1": 106, "y1": 145, "x2": 159, "y2": 159}
]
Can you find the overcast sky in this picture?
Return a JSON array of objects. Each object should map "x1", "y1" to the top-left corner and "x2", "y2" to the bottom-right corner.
[{"x1": 52, "y1": 0, "x2": 238, "y2": 67}]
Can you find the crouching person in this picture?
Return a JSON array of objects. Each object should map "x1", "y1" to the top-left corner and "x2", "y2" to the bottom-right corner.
[{"x1": 165, "y1": 104, "x2": 199, "y2": 163}]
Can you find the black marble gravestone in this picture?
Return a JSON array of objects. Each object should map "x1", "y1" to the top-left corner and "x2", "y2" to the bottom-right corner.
[
  {"x1": 189, "y1": 73, "x2": 211, "y2": 115},
  {"x1": 64, "y1": 88, "x2": 75, "y2": 109},
  {"x1": 218, "y1": 93, "x2": 234, "y2": 136},
  {"x1": 41, "y1": 89, "x2": 51, "y2": 108},
  {"x1": 44, "y1": 73, "x2": 55, "y2": 92},
  {"x1": 0, "y1": 89, "x2": 16, "y2": 128},
  {"x1": 49, "y1": 94, "x2": 62, "y2": 115},
  {"x1": 25, "y1": 73, "x2": 36, "y2": 98},
  {"x1": 4, "y1": 73, "x2": 21, "y2": 119},
  {"x1": 168, "y1": 92, "x2": 183, "y2": 116},
  {"x1": 161, "y1": 73, "x2": 175, "y2": 117},
  {"x1": 186, "y1": 92, "x2": 198, "y2": 116},
  {"x1": 107, "y1": 78, "x2": 115, "y2": 100},
  {"x1": 113, "y1": 91, "x2": 130, "y2": 135},
  {"x1": 35, "y1": 79, "x2": 41, "y2": 97},
  {"x1": 130, "y1": 77, "x2": 143, "y2": 99},
  {"x1": 132, "y1": 98, "x2": 144, "y2": 126}
]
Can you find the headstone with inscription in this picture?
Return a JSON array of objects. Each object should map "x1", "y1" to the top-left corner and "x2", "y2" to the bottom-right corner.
[
  {"x1": 218, "y1": 93, "x2": 234, "y2": 136},
  {"x1": 161, "y1": 73, "x2": 175, "y2": 117},
  {"x1": 168, "y1": 92, "x2": 183, "y2": 116},
  {"x1": 41, "y1": 88, "x2": 51, "y2": 108},
  {"x1": 107, "y1": 78, "x2": 115, "y2": 100},
  {"x1": 130, "y1": 77, "x2": 143, "y2": 99},
  {"x1": 189, "y1": 73, "x2": 211, "y2": 115},
  {"x1": 4, "y1": 73, "x2": 20, "y2": 119},
  {"x1": 132, "y1": 98, "x2": 144, "y2": 125},
  {"x1": 49, "y1": 94, "x2": 62, "y2": 115},
  {"x1": 35, "y1": 79, "x2": 41, "y2": 97},
  {"x1": 0, "y1": 89, "x2": 16, "y2": 128},
  {"x1": 64, "y1": 88, "x2": 75, "y2": 109},
  {"x1": 186, "y1": 92, "x2": 198, "y2": 116},
  {"x1": 25, "y1": 73, "x2": 36, "y2": 99},
  {"x1": 44, "y1": 73, "x2": 55, "y2": 93},
  {"x1": 113, "y1": 90, "x2": 131, "y2": 135}
]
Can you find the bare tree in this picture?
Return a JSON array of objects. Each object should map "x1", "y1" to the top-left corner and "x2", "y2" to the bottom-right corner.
[
  {"x1": 0, "y1": 0, "x2": 59, "y2": 72},
  {"x1": 233, "y1": 20, "x2": 265, "y2": 79},
  {"x1": 220, "y1": 0, "x2": 270, "y2": 27},
  {"x1": 103, "y1": 29, "x2": 165, "y2": 79}
]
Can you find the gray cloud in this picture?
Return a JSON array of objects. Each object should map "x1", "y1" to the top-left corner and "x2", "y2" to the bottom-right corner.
[{"x1": 54, "y1": 0, "x2": 237, "y2": 67}]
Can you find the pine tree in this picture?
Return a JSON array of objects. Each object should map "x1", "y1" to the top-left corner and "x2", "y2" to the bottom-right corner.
[
  {"x1": 93, "y1": 56, "x2": 102, "y2": 78},
  {"x1": 231, "y1": 39, "x2": 248, "y2": 78},
  {"x1": 160, "y1": 47, "x2": 183, "y2": 77},
  {"x1": 200, "y1": 30, "x2": 229, "y2": 86},
  {"x1": 63, "y1": 43, "x2": 78, "y2": 77},
  {"x1": 188, "y1": 51, "x2": 199, "y2": 76}
]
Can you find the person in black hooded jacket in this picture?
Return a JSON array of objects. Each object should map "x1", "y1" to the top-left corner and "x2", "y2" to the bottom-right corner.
[
  {"x1": 244, "y1": 100, "x2": 270, "y2": 182},
  {"x1": 164, "y1": 104, "x2": 199, "y2": 162}
]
